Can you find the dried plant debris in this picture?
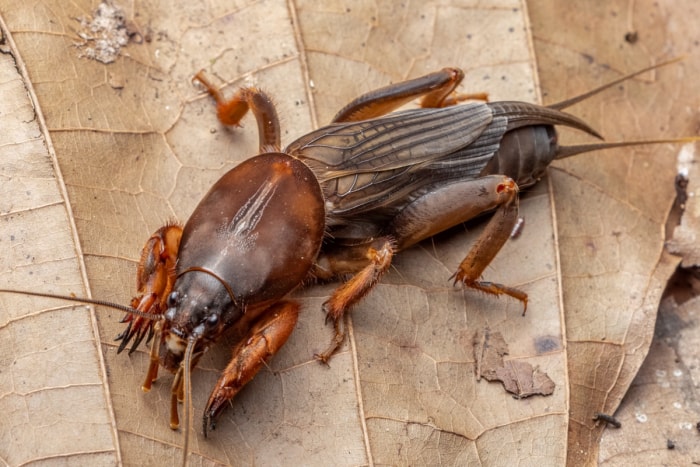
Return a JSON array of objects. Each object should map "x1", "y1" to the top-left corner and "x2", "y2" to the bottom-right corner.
[
  {"x1": 474, "y1": 328, "x2": 555, "y2": 398},
  {"x1": 474, "y1": 326, "x2": 508, "y2": 381},
  {"x1": 74, "y1": 1, "x2": 130, "y2": 63},
  {"x1": 667, "y1": 143, "x2": 700, "y2": 267},
  {"x1": 496, "y1": 360, "x2": 555, "y2": 398}
]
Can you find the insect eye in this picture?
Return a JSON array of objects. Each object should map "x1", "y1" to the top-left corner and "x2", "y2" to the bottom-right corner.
[
  {"x1": 207, "y1": 313, "x2": 219, "y2": 326},
  {"x1": 167, "y1": 291, "x2": 179, "y2": 308}
]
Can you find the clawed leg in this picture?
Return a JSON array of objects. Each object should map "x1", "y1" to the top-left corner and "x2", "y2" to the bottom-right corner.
[
  {"x1": 116, "y1": 223, "x2": 182, "y2": 355},
  {"x1": 192, "y1": 71, "x2": 281, "y2": 152},
  {"x1": 388, "y1": 174, "x2": 528, "y2": 313},
  {"x1": 332, "y1": 67, "x2": 487, "y2": 123},
  {"x1": 313, "y1": 175, "x2": 528, "y2": 363},
  {"x1": 449, "y1": 180, "x2": 528, "y2": 314},
  {"x1": 202, "y1": 301, "x2": 299, "y2": 436},
  {"x1": 312, "y1": 238, "x2": 394, "y2": 363}
]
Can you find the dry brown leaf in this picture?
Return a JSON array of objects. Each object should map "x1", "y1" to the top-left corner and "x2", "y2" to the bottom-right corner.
[
  {"x1": 598, "y1": 296, "x2": 700, "y2": 465},
  {"x1": 0, "y1": 0, "x2": 696, "y2": 465},
  {"x1": 0, "y1": 1, "x2": 562, "y2": 464},
  {"x1": 530, "y1": 0, "x2": 700, "y2": 464},
  {"x1": 0, "y1": 22, "x2": 117, "y2": 465}
]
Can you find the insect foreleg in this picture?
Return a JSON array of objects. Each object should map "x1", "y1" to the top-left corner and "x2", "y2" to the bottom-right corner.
[{"x1": 117, "y1": 224, "x2": 182, "y2": 354}]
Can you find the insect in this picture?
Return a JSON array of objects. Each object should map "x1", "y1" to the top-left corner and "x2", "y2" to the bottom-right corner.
[
  {"x1": 2, "y1": 59, "x2": 695, "y2": 464},
  {"x1": 593, "y1": 412, "x2": 622, "y2": 428}
]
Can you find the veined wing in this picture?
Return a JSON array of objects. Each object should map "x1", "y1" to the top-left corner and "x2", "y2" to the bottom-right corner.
[{"x1": 287, "y1": 103, "x2": 508, "y2": 219}]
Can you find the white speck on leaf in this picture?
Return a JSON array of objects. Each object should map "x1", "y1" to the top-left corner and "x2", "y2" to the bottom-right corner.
[{"x1": 74, "y1": 1, "x2": 130, "y2": 64}]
